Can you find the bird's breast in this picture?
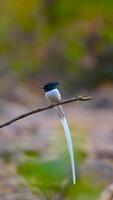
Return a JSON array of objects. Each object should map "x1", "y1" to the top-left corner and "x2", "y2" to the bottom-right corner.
[{"x1": 45, "y1": 89, "x2": 61, "y2": 103}]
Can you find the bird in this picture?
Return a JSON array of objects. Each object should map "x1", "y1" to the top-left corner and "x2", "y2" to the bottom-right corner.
[{"x1": 41, "y1": 81, "x2": 76, "y2": 184}]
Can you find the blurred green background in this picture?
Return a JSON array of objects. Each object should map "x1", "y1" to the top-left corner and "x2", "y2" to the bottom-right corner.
[
  {"x1": 0, "y1": 1, "x2": 113, "y2": 200},
  {"x1": 1, "y1": 0, "x2": 113, "y2": 89}
]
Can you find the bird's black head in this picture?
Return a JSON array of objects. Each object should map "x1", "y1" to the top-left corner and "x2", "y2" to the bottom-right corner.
[{"x1": 41, "y1": 81, "x2": 59, "y2": 92}]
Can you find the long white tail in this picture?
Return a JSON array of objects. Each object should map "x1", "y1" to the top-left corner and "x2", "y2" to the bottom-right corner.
[{"x1": 55, "y1": 105, "x2": 76, "y2": 184}]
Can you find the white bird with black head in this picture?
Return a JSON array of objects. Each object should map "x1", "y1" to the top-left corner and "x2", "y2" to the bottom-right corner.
[{"x1": 41, "y1": 81, "x2": 76, "y2": 184}]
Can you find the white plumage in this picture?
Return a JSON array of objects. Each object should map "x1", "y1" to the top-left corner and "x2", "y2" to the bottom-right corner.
[
  {"x1": 45, "y1": 88, "x2": 76, "y2": 184},
  {"x1": 45, "y1": 89, "x2": 61, "y2": 103}
]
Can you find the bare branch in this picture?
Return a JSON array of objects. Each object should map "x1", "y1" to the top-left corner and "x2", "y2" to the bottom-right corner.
[{"x1": 0, "y1": 96, "x2": 92, "y2": 128}]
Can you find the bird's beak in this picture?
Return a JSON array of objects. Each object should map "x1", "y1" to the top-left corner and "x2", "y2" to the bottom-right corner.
[{"x1": 39, "y1": 85, "x2": 43, "y2": 89}]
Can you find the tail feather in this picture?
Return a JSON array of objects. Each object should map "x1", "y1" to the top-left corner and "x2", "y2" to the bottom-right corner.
[
  {"x1": 55, "y1": 105, "x2": 64, "y2": 119},
  {"x1": 55, "y1": 106, "x2": 76, "y2": 184}
]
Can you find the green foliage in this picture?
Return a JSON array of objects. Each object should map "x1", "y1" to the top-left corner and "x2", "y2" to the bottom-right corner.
[
  {"x1": 66, "y1": 178, "x2": 103, "y2": 200},
  {"x1": 1, "y1": 0, "x2": 113, "y2": 86},
  {"x1": 17, "y1": 156, "x2": 103, "y2": 200},
  {"x1": 17, "y1": 126, "x2": 104, "y2": 200},
  {"x1": 18, "y1": 158, "x2": 69, "y2": 191},
  {"x1": 24, "y1": 150, "x2": 40, "y2": 158}
]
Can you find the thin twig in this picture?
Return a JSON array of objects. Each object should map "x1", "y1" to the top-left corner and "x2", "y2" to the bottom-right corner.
[{"x1": 0, "y1": 96, "x2": 92, "y2": 128}]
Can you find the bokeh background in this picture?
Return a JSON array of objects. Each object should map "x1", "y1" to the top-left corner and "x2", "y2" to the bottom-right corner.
[{"x1": 0, "y1": 1, "x2": 113, "y2": 200}]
